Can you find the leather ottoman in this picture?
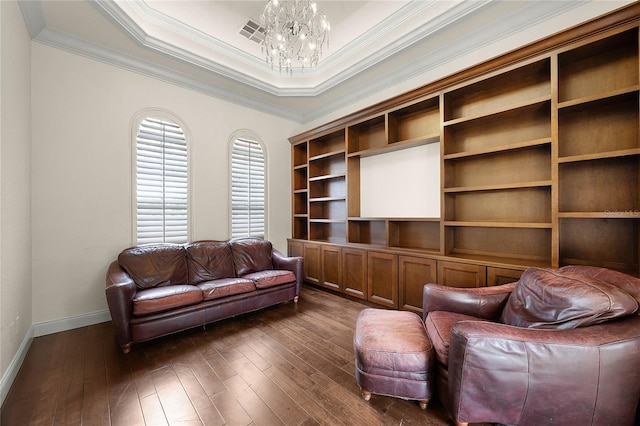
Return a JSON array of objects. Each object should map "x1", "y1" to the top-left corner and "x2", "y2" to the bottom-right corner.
[{"x1": 354, "y1": 308, "x2": 434, "y2": 409}]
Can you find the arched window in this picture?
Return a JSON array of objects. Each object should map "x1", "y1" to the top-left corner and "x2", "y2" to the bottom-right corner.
[
  {"x1": 133, "y1": 112, "x2": 190, "y2": 244},
  {"x1": 230, "y1": 131, "x2": 266, "y2": 239}
]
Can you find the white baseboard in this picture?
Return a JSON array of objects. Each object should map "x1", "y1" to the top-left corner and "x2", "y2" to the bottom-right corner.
[
  {"x1": 0, "y1": 325, "x2": 33, "y2": 406},
  {"x1": 1, "y1": 309, "x2": 112, "y2": 406},
  {"x1": 32, "y1": 309, "x2": 111, "y2": 337}
]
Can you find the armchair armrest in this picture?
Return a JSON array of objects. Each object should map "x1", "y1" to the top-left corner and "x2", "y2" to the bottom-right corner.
[
  {"x1": 105, "y1": 260, "x2": 136, "y2": 352},
  {"x1": 447, "y1": 316, "x2": 640, "y2": 425},
  {"x1": 272, "y1": 249, "x2": 303, "y2": 298},
  {"x1": 422, "y1": 282, "x2": 517, "y2": 321}
]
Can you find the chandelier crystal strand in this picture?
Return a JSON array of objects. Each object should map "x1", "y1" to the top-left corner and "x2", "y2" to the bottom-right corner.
[{"x1": 260, "y1": 0, "x2": 330, "y2": 74}]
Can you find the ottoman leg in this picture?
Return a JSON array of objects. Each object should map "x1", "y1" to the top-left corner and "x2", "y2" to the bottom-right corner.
[
  {"x1": 361, "y1": 389, "x2": 372, "y2": 401},
  {"x1": 419, "y1": 399, "x2": 429, "y2": 409}
]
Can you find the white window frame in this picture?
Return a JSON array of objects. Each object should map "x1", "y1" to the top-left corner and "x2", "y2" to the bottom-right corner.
[
  {"x1": 131, "y1": 109, "x2": 192, "y2": 245},
  {"x1": 229, "y1": 130, "x2": 268, "y2": 239}
]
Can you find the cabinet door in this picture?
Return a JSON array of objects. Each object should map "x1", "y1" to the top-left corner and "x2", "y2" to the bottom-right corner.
[
  {"x1": 399, "y1": 256, "x2": 437, "y2": 315},
  {"x1": 288, "y1": 240, "x2": 304, "y2": 258},
  {"x1": 321, "y1": 245, "x2": 341, "y2": 291},
  {"x1": 342, "y1": 248, "x2": 367, "y2": 299},
  {"x1": 487, "y1": 267, "x2": 523, "y2": 286},
  {"x1": 368, "y1": 252, "x2": 398, "y2": 308},
  {"x1": 438, "y1": 261, "x2": 486, "y2": 288},
  {"x1": 303, "y1": 243, "x2": 321, "y2": 285}
]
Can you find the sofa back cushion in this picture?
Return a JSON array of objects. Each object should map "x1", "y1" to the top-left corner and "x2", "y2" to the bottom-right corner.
[
  {"x1": 118, "y1": 244, "x2": 188, "y2": 289},
  {"x1": 229, "y1": 238, "x2": 273, "y2": 276},
  {"x1": 185, "y1": 241, "x2": 236, "y2": 284},
  {"x1": 501, "y1": 267, "x2": 638, "y2": 329},
  {"x1": 559, "y1": 265, "x2": 640, "y2": 311}
]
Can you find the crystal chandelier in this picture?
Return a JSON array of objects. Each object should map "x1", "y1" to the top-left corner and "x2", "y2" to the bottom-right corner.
[{"x1": 260, "y1": 0, "x2": 330, "y2": 74}]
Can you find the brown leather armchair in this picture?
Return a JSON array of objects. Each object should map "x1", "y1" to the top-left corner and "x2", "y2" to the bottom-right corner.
[{"x1": 423, "y1": 265, "x2": 640, "y2": 426}]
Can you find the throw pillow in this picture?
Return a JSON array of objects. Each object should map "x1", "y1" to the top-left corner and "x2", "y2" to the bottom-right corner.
[
  {"x1": 501, "y1": 267, "x2": 638, "y2": 329},
  {"x1": 118, "y1": 244, "x2": 188, "y2": 289}
]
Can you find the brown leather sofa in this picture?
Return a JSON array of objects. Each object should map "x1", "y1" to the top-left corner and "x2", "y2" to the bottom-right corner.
[
  {"x1": 105, "y1": 237, "x2": 302, "y2": 353},
  {"x1": 423, "y1": 265, "x2": 640, "y2": 426}
]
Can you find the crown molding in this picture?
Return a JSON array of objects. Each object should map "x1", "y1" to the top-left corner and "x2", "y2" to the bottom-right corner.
[
  {"x1": 90, "y1": 0, "x2": 493, "y2": 95},
  {"x1": 311, "y1": 0, "x2": 493, "y2": 94},
  {"x1": 31, "y1": 27, "x2": 305, "y2": 122},
  {"x1": 299, "y1": 0, "x2": 588, "y2": 123},
  {"x1": 18, "y1": 0, "x2": 610, "y2": 124},
  {"x1": 91, "y1": 0, "x2": 286, "y2": 95},
  {"x1": 17, "y1": 0, "x2": 46, "y2": 38}
]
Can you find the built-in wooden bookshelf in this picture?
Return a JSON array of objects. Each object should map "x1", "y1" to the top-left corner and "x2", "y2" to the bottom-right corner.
[
  {"x1": 289, "y1": 4, "x2": 640, "y2": 311},
  {"x1": 555, "y1": 25, "x2": 640, "y2": 274},
  {"x1": 442, "y1": 57, "x2": 553, "y2": 266},
  {"x1": 306, "y1": 129, "x2": 347, "y2": 244},
  {"x1": 292, "y1": 141, "x2": 308, "y2": 240}
]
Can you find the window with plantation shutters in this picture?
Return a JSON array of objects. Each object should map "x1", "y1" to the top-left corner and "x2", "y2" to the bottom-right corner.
[
  {"x1": 231, "y1": 135, "x2": 266, "y2": 238},
  {"x1": 135, "y1": 117, "x2": 189, "y2": 244}
]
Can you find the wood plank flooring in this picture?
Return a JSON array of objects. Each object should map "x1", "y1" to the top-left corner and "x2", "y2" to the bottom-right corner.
[{"x1": 1, "y1": 286, "x2": 467, "y2": 426}]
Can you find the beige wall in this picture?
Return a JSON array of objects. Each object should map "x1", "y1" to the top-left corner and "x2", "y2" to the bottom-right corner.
[
  {"x1": 0, "y1": 0, "x2": 33, "y2": 390},
  {"x1": 30, "y1": 44, "x2": 298, "y2": 326}
]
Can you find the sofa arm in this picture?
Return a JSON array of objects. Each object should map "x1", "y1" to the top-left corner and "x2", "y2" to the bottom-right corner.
[
  {"x1": 447, "y1": 316, "x2": 640, "y2": 425},
  {"x1": 422, "y1": 282, "x2": 517, "y2": 321},
  {"x1": 272, "y1": 249, "x2": 303, "y2": 298},
  {"x1": 105, "y1": 260, "x2": 136, "y2": 352}
]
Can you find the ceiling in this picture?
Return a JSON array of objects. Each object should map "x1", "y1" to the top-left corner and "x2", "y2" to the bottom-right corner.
[{"x1": 18, "y1": 1, "x2": 632, "y2": 124}]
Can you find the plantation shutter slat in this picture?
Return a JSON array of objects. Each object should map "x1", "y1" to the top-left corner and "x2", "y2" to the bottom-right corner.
[
  {"x1": 231, "y1": 136, "x2": 265, "y2": 238},
  {"x1": 136, "y1": 117, "x2": 188, "y2": 244}
]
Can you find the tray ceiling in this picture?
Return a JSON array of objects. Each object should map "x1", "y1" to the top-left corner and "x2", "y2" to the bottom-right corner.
[{"x1": 18, "y1": 1, "x2": 632, "y2": 123}]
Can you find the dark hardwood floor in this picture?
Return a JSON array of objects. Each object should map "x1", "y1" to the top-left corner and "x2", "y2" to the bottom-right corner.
[{"x1": 1, "y1": 286, "x2": 468, "y2": 426}]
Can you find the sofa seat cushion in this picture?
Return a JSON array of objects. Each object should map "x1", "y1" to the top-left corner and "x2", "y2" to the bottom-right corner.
[
  {"x1": 501, "y1": 267, "x2": 638, "y2": 329},
  {"x1": 425, "y1": 311, "x2": 488, "y2": 366},
  {"x1": 196, "y1": 278, "x2": 256, "y2": 301},
  {"x1": 243, "y1": 270, "x2": 296, "y2": 289},
  {"x1": 133, "y1": 285, "x2": 203, "y2": 316},
  {"x1": 230, "y1": 238, "x2": 273, "y2": 276},
  {"x1": 119, "y1": 244, "x2": 188, "y2": 289},
  {"x1": 186, "y1": 241, "x2": 235, "y2": 284}
]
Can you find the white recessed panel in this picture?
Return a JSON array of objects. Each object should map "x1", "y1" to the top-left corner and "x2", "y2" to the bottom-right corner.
[{"x1": 360, "y1": 143, "x2": 440, "y2": 218}]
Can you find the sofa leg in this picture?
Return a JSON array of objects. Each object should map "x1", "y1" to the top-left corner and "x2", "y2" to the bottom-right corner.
[
  {"x1": 294, "y1": 296, "x2": 299, "y2": 303},
  {"x1": 121, "y1": 343, "x2": 133, "y2": 354},
  {"x1": 361, "y1": 389, "x2": 372, "y2": 401},
  {"x1": 418, "y1": 399, "x2": 429, "y2": 409},
  {"x1": 454, "y1": 422, "x2": 468, "y2": 426}
]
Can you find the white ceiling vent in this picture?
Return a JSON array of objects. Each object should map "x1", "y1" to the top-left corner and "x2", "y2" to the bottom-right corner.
[{"x1": 240, "y1": 19, "x2": 265, "y2": 43}]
